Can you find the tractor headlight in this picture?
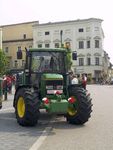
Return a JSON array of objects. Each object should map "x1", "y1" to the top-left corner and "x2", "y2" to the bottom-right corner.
[
  {"x1": 46, "y1": 85, "x2": 53, "y2": 90},
  {"x1": 56, "y1": 85, "x2": 63, "y2": 90}
]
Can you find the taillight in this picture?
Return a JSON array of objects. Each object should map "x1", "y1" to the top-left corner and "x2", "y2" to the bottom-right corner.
[
  {"x1": 68, "y1": 97, "x2": 76, "y2": 104},
  {"x1": 42, "y1": 97, "x2": 49, "y2": 104}
]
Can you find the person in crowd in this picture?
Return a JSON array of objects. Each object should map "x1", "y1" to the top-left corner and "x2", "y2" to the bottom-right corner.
[
  {"x1": 6, "y1": 75, "x2": 12, "y2": 94},
  {"x1": 68, "y1": 70, "x2": 73, "y2": 84},
  {"x1": 3, "y1": 74, "x2": 12, "y2": 94},
  {"x1": 2, "y1": 75, "x2": 7, "y2": 95},
  {"x1": 82, "y1": 74, "x2": 87, "y2": 89},
  {"x1": 71, "y1": 74, "x2": 79, "y2": 84}
]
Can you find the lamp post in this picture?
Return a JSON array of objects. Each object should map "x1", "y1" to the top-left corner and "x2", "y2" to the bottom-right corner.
[{"x1": 60, "y1": 30, "x2": 63, "y2": 48}]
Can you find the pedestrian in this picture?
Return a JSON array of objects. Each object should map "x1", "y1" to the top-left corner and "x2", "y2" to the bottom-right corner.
[
  {"x1": 82, "y1": 74, "x2": 87, "y2": 89},
  {"x1": 6, "y1": 75, "x2": 12, "y2": 94},
  {"x1": 71, "y1": 74, "x2": 79, "y2": 84},
  {"x1": 68, "y1": 70, "x2": 74, "y2": 84},
  {"x1": 2, "y1": 75, "x2": 7, "y2": 95}
]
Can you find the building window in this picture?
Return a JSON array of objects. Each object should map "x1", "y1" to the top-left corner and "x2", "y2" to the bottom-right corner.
[
  {"x1": 95, "y1": 40, "x2": 99, "y2": 48},
  {"x1": 79, "y1": 58, "x2": 84, "y2": 66},
  {"x1": 65, "y1": 29, "x2": 71, "y2": 34},
  {"x1": 23, "y1": 34, "x2": 26, "y2": 39},
  {"x1": 55, "y1": 43, "x2": 59, "y2": 48},
  {"x1": 5, "y1": 47, "x2": 8, "y2": 53},
  {"x1": 38, "y1": 44, "x2": 42, "y2": 48},
  {"x1": 87, "y1": 57, "x2": 91, "y2": 65},
  {"x1": 54, "y1": 30, "x2": 59, "y2": 35},
  {"x1": 45, "y1": 43, "x2": 50, "y2": 48},
  {"x1": 95, "y1": 27, "x2": 99, "y2": 31},
  {"x1": 79, "y1": 41, "x2": 84, "y2": 49},
  {"x1": 14, "y1": 60, "x2": 18, "y2": 68},
  {"x1": 95, "y1": 57, "x2": 99, "y2": 65},
  {"x1": 18, "y1": 46, "x2": 21, "y2": 51},
  {"x1": 78, "y1": 28, "x2": 84, "y2": 32},
  {"x1": 45, "y1": 31, "x2": 50, "y2": 35},
  {"x1": 87, "y1": 41, "x2": 90, "y2": 48}
]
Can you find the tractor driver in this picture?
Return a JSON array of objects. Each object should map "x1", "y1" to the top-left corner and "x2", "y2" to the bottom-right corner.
[{"x1": 50, "y1": 56, "x2": 59, "y2": 71}]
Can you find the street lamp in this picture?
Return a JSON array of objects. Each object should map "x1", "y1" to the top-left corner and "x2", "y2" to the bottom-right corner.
[{"x1": 60, "y1": 30, "x2": 63, "y2": 48}]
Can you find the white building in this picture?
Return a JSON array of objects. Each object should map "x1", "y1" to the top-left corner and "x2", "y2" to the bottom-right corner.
[
  {"x1": 0, "y1": 28, "x2": 2, "y2": 49},
  {"x1": 33, "y1": 18, "x2": 106, "y2": 82}
]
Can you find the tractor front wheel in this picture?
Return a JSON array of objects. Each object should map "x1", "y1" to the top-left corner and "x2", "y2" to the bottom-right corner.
[
  {"x1": 15, "y1": 88, "x2": 40, "y2": 126},
  {"x1": 66, "y1": 86, "x2": 92, "y2": 125}
]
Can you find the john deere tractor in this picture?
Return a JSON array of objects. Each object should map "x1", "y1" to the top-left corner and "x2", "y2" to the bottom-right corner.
[{"x1": 13, "y1": 48, "x2": 92, "y2": 126}]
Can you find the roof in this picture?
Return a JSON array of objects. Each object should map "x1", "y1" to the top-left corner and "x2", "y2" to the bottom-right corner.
[
  {"x1": 0, "y1": 21, "x2": 39, "y2": 28},
  {"x1": 33, "y1": 18, "x2": 103, "y2": 27}
]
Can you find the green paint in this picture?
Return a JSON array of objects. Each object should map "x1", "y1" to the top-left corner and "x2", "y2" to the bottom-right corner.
[
  {"x1": 48, "y1": 99, "x2": 68, "y2": 113},
  {"x1": 42, "y1": 73, "x2": 63, "y2": 80}
]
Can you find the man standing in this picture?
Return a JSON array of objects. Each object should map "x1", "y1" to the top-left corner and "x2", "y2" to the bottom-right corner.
[
  {"x1": 82, "y1": 74, "x2": 87, "y2": 89},
  {"x1": 71, "y1": 75, "x2": 79, "y2": 85}
]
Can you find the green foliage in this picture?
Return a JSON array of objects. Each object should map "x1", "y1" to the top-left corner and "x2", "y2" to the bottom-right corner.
[{"x1": 0, "y1": 49, "x2": 8, "y2": 76}]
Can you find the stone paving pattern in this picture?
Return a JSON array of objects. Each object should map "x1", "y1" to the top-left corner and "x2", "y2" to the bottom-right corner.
[{"x1": 0, "y1": 91, "x2": 51, "y2": 150}]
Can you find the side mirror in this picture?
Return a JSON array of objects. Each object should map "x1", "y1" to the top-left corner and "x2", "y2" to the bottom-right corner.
[
  {"x1": 72, "y1": 51, "x2": 77, "y2": 60},
  {"x1": 17, "y1": 50, "x2": 22, "y2": 59}
]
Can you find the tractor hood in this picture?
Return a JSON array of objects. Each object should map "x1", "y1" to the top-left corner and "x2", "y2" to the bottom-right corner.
[
  {"x1": 41, "y1": 73, "x2": 63, "y2": 96},
  {"x1": 42, "y1": 73, "x2": 63, "y2": 80}
]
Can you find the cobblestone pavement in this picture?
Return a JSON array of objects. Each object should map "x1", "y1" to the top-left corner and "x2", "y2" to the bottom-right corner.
[
  {"x1": 0, "y1": 91, "x2": 52, "y2": 150},
  {"x1": 1, "y1": 85, "x2": 113, "y2": 150}
]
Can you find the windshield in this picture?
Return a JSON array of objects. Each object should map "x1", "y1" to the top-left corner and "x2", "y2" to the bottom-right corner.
[{"x1": 31, "y1": 51, "x2": 65, "y2": 73}]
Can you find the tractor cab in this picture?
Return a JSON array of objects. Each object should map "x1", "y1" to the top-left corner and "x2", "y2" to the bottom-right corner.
[
  {"x1": 31, "y1": 51, "x2": 65, "y2": 73},
  {"x1": 16, "y1": 48, "x2": 68, "y2": 90},
  {"x1": 29, "y1": 50, "x2": 66, "y2": 87}
]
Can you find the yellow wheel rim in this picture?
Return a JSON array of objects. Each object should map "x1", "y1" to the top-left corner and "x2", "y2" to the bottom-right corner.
[
  {"x1": 17, "y1": 97, "x2": 25, "y2": 118},
  {"x1": 67, "y1": 106, "x2": 77, "y2": 116}
]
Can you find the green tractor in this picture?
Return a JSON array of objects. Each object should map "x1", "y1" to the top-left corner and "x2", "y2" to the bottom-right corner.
[{"x1": 13, "y1": 48, "x2": 92, "y2": 126}]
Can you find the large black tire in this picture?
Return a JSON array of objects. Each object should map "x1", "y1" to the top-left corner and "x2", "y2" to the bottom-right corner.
[
  {"x1": 66, "y1": 85, "x2": 92, "y2": 125},
  {"x1": 15, "y1": 88, "x2": 40, "y2": 126}
]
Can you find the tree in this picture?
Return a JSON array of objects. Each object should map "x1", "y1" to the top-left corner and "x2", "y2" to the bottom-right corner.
[{"x1": 0, "y1": 49, "x2": 8, "y2": 76}]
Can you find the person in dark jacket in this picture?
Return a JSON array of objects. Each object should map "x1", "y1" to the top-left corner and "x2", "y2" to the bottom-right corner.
[{"x1": 82, "y1": 74, "x2": 87, "y2": 89}]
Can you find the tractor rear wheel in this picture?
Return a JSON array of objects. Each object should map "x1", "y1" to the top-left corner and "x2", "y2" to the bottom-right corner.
[
  {"x1": 66, "y1": 85, "x2": 92, "y2": 125},
  {"x1": 15, "y1": 88, "x2": 40, "y2": 126}
]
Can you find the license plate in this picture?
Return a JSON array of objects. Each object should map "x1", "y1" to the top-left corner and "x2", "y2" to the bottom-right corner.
[{"x1": 47, "y1": 90, "x2": 63, "y2": 94}]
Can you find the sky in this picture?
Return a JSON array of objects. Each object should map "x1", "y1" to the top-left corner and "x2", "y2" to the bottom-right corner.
[{"x1": 1, "y1": 0, "x2": 113, "y2": 63}]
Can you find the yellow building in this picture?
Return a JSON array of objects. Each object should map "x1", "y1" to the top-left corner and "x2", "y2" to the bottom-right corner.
[{"x1": 1, "y1": 21, "x2": 38, "y2": 70}]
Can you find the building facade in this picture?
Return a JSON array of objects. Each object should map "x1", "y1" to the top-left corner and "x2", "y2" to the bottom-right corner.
[
  {"x1": 33, "y1": 18, "x2": 109, "y2": 82},
  {"x1": 1, "y1": 21, "x2": 38, "y2": 69}
]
